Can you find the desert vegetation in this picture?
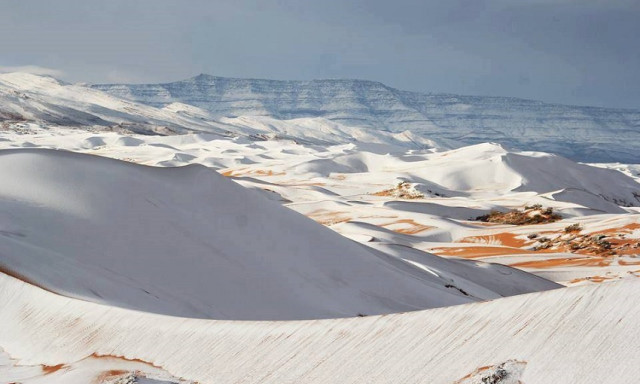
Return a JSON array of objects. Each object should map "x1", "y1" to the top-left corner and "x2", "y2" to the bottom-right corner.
[
  {"x1": 531, "y1": 231, "x2": 640, "y2": 256},
  {"x1": 372, "y1": 181, "x2": 425, "y2": 199},
  {"x1": 564, "y1": 223, "x2": 582, "y2": 233},
  {"x1": 476, "y1": 206, "x2": 562, "y2": 225}
]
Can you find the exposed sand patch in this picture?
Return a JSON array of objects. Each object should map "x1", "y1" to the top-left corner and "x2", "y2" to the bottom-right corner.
[
  {"x1": 280, "y1": 181, "x2": 326, "y2": 186},
  {"x1": 0, "y1": 349, "x2": 186, "y2": 384},
  {"x1": 93, "y1": 369, "x2": 128, "y2": 383},
  {"x1": 569, "y1": 275, "x2": 617, "y2": 284},
  {"x1": 379, "y1": 219, "x2": 433, "y2": 235},
  {"x1": 432, "y1": 246, "x2": 538, "y2": 258},
  {"x1": 618, "y1": 259, "x2": 640, "y2": 266},
  {"x1": 221, "y1": 168, "x2": 285, "y2": 177},
  {"x1": 595, "y1": 223, "x2": 640, "y2": 235},
  {"x1": 445, "y1": 222, "x2": 640, "y2": 265},
  {"x1": 510, "y1": 257, "x2": 611, "y2": 269},
  {"x1": 307, "y1": 209, "x2": 352, "y2": 225},
  {"x1": 460, "y1": 232, "x2": 528, "y2": 248},
  {"x1": 42, "y1": 363, "x2": 66, "y2": 374},
  {"x1": 90, "y1": 353, "x2": 163, "y2": 370}
]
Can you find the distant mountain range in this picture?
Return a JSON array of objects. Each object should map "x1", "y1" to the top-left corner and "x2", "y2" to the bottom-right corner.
[
  {"x1": 0, "y1": 72, "x2": 638, "y2": 163},
  {"x1": 94, "y1": 74, "x2": 640, "y2": 163}
]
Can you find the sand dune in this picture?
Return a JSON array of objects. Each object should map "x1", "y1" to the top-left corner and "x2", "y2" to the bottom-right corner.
[
  {"x1": 0, "y1": 148, "x2": 564, "y2": 321},
  {"x1": 1, "y1": 272, "x2": 638, "y2": 383}
]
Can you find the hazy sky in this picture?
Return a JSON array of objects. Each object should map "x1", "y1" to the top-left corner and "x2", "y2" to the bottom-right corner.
[{"x1": 1, "y1": 0, "x2": 638, "y2": 108}]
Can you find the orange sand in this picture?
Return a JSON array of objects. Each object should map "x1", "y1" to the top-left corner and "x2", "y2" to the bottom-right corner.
[
  {"x1": 42, "y1": 364, "x2": 66, "y2": 374},
  {"x1": 460, "y1": 232, "x2": 528, "y2": 248},
  {"x1": 221, "y1": 168, "x2": 285, "y2": 177},
  {"x1": 380, "y1": 219, "x2": 433, "y2": 235},
  {"x1": 510, "y1": 257, "x2": 611, "y2": 269},
  {"x1": 307, "y1": 209, "x2": 352, "y2": 225},
  {"x1": 432, "y1": 246, "x2": 537, "y2": 258}
]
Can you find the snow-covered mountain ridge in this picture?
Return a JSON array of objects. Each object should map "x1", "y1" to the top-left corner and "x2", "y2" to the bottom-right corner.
[
  {"x1": 2, "y1": 72, "x2": 638, "y2": 162},
  {"x1": 94, "y1": 74, "x2": 640, "y2": 162}
]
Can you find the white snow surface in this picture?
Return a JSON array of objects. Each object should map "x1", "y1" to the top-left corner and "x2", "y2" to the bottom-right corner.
[
  {"x1": 2, "y1": 73, "x2": 640, "y2": 382},
  {"x1": 0, "y1": 72, "x2": 440, "y2": 149},
  {"x1": 1, "y1": 272, "x2": 639, "y2": 383},
  {"x1": 1, "y1": 127, "x2": 638, "y2": 288},
  {"x1": 93, "y1": 73, "x2": 640, "y2": 163},
  {"x1": 0, "y1": 72, "x2": 220, "y2": 135},
  {"x1": 2, "y1": 72, "x2": 640, "y2": 162},
  {"x1": 0, "y1": 148, "x2": 562, "y2": 320}
]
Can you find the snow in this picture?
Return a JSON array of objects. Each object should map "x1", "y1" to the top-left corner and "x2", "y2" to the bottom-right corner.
[
  {"x1": 2, "y1": 71, "x2": 640, "y2": 383},
  {"x1": 1, "y1": 272, "x2": 639, "y2": 383},
  {"x1": 0, "y1": 148, "x2": 566, "y2": 320},
  {"x1": 2, "y1": 72, "x2": 640, "y2": 162},
  {"x1": 93, "y1": 73, "x2": 640, "y2": 163},
  {"x1": 0, "y1": 125, "x2": 638, "y2": 288},
  {"x1": 0, "y1": 72, "x2": 441, "y2": 150},
  {"x1": 0, "y1": 72, "x2": 228, "y2": 135}
]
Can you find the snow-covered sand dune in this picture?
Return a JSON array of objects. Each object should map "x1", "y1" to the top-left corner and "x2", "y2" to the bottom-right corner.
[
  {"x1": 0, "y1": 148, "x2": 561, "y2": 320},
  {"x1": 1, "y1": 127, "x2": 638, "y2": 286},
  {"x1": 1, "y1": 272, "x2": 638, "y2": 383}
]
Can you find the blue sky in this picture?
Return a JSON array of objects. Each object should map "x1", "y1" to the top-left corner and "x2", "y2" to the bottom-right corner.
[{"x1": 1, "y1": 0, "x2": 638, "y2": 108}]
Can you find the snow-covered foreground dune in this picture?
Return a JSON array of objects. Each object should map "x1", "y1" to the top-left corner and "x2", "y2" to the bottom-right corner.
[
  {"x1": 1, "y1": 272, "x2": 639, "y2": 383},
  {"x1": 0, "y1": 148, "x2": 561, "y2": 320}
]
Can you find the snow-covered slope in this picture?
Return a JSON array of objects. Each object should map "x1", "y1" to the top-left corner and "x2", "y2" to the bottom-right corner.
[
  {"x1": 3, "y1": 72, "x2": 639, "y2": 162},
  {"x1": 0, "y1": 148, "x2": 561, "y2": 320},
  {"x1": 2, "y1": 127, "x2": 637, "y2": 285},
  {"x1": 1, "y1": 272, "x2": 638, "y2": 383},
  {"x1": 237, "y1": 141, "x2": 640, "y2": 210},
  {"x1": 398, "y1": 143, "x2": 640, "y2": 207},
  {"x1": 0, "y1": 73, "x2": 441, "y2": 149},
  {"x1": 2, "y1": 72, "x2": 640, "y2": 384},
  {"x1": 0, "y1": 72, "x2": 230, "y2": 135},
  {"x1": 93, "y1": 74, "x2": 640, "y2": 162}
]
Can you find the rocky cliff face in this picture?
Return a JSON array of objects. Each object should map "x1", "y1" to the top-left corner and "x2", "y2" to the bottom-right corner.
[{"x1": 94, "y1": 74, "x2": 640, "y2": 163}]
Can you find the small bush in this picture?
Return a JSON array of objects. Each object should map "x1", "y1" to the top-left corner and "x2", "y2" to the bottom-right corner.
[
  {"x1": 564, "y1": 223, "x2": 582, "y2": 233},
  {"x1": 475, "y1": 206, "x2": 561, "y2": 225},
  {"x1": 372, "y1": 181, "x2": 424, "y2": 199}
]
